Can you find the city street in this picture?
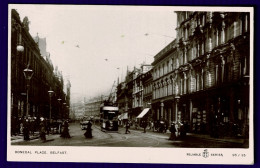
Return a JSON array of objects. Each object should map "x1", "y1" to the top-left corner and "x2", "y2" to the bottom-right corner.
[{"x1": 11, "y1": 122, "x2": 246, "y2": 148}]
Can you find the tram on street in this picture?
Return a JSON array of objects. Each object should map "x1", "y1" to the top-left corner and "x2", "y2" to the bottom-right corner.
[{"x1": 100, "y1": 101, "x2": 119, "y2": 131}]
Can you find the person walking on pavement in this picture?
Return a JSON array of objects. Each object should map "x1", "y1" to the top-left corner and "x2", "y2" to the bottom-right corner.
[
  {"x1": 60, "y1": 120, "x2": 71, "y2": 138},
  {"x1": 142, "y1": 119, "x2": 148, "y2": 133},
  {"x1": 39, "y1": 119, "x2": 46, "y2": 142},
  {"x1": 169, "y1": 122, "x2": 177, "y2": 140},
  {"x1": 84, "y1": 121, "x2": 93, "y2": 138},
  {"x1": 125, "y1": 120, "x2": 130, "y2": 134},
  {"x1": 23, "y1": 118, "x2": 30, "y2": 141}
]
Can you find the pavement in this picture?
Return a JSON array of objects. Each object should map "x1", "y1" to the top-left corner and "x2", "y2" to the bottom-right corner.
[
  {"x1": 127, "y1": 126, "x2": 247, "y2": 146},
  {"x1": 11, "y1": 132, "x2": 58, "y2": 143},
  {"x1": 10, "y1": 125, "x2": 248, "y2": 147}
]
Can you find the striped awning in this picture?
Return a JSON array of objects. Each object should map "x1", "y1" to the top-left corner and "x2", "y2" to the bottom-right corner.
[{"x1": 136, "y1": 108, "x2": 150, "y2": 118}]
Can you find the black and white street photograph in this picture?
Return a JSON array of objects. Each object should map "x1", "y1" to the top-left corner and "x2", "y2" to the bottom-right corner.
[{"x1": 7, "y1": 5, "x2": 253, "y2": 164}]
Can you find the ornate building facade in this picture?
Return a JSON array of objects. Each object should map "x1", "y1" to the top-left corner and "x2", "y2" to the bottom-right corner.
[
  {"x1": 152, "y1": 39, "x2": 178, "y2": 123},
  {"x1": 151, "y1": 11, "x2": 250, "y2": 137},
  {"x1": 175, "y1": 11, "x2": 250, "y2": 137}
]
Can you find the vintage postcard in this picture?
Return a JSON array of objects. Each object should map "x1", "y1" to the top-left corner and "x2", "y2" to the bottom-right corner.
[{"x1": 7, "y1": 4, "x2": 254, "y2": 164}]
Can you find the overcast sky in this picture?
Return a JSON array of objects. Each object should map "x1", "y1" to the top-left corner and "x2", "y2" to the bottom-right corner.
[{"x1": 11, "y1": 5, "x2": 177, "y2": 102}]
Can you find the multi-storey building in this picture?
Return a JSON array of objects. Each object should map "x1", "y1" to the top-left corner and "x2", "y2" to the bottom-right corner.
[
  {"x1": 151, "y1": 11, "x2": 250, "y2": 138},
  {"x1": 124, "y1": 69, "x2": 134, "y2": 119},
  {"x1": 132, "y1": 67, "x2": 143, "y2": 119},
  {"x1": 132, "y1": 65, "x2": 152, "y2": 120},
  {"x1": 11, "y1": 9, "x2": 67, "y2": 129},
  {"x1": 152, "y1": 39, "x2": 178, "y2": 124},
  {"x1": 141, "y1": 68, "x2": 153, "y2": 120},
  {"x1": 84, "y1": 99, "x2": 102, "y2": 118},
  {"x1": 116, "y1": 81, "x2": 128, "y2": 122},
  {"x1": 174, "y1": 11, "x2": 250, "y2": 137}
]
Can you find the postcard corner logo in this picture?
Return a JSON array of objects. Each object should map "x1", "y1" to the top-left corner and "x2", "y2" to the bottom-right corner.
[{"x1": 202, "y1": 149, "x2": 209, "y2": 158}]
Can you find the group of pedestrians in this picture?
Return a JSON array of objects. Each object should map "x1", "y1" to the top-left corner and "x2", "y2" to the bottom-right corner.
[
  {"x1": 124, "y1": 118, "x2": 187, "y2": 141},
  {"x1": 169, "y1": 121, "x2": 187, "y2": 140},
  {"x1": 11, "y1": 116, "x2": 40, "y2": 139},
  {"x1": 39, "y1": 118, "x2": 71, "y2": 142}
]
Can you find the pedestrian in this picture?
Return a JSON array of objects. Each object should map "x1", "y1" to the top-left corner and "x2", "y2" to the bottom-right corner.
[
  {"x1": 39, "y1": 120, "x2": 46, "y2": 142},
  {"x1": 84, "y1": 121, "x2": 92, "y2": 138},
  {"x1": 125, "y1": 120, "x2": 130, "y2": 134},
  {"x1": 60, "y1": 120, "x2": 71, "y2": 138},
  {"x1": 142, "y1": 119, "x2": 148, "y2": 133},
  {"x1": 23, "y1": 119, "x2": 30, "y2": 141},
  {"x1": 169, "y1": 122, "x2": 177, "y2": 140},
  {"x1": 134, "y1": 120, "x2": 138, "y2": 130},
  {"x1": 165, "y1": 119, "x2": 169, "y2": 133},
  {"x1": 151, "y1": 121, "x2": 154, "y2": 132},
  {"x1": 19, "y1": 122, "x2": 23, "y2": 134}
]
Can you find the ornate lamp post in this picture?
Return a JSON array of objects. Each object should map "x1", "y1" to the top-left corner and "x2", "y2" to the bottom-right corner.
[
  {"x1": 23, "y1": 68, "x2": 34, "y2": 117},
  {"x1": 48, "y1": 90, "x2": 54, "y2": 121}
]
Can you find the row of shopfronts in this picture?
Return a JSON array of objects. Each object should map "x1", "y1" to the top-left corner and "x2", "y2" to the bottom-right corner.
[{"x1": 122, "y1": 73, "x2": 249, "y2": 138}]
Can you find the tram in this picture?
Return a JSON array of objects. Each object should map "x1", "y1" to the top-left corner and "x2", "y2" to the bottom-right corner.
[{"x1": 100, "y1": 101, "x2": 119, "y2": 131}]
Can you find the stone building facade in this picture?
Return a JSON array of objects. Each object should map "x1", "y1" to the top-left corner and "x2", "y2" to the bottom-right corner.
[
  {"x1": 174, "y1": 11, "x2": 250, "y2": 137},
  {"x1": 151, "y1": 11, "x2": 250, "y2": 137},
  {"x1": 152, "y1": 39, "x2": 178, "y2": 123}
]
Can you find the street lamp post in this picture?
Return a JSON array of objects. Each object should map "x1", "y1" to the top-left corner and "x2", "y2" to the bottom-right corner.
[
  {"x1": 48, "y1": 90, "x2": 54, "y2": 121},
  {"x1": 23, "y1": 68, "x2": 34, "y2": 117}
]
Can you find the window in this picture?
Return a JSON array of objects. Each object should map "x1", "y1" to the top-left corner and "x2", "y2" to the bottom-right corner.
[
  {"x1": 168, "y1": 80, "x2": 172, "y2": 95},
  {"x1": 161, "y1": 65, "x2": 164, "y2": 76},
  {"x1": 244, "y1": 13, "x2": 249, "y2": 33},
  {"x1": 215, "y1": 64, "x2": 223, "y2": 85},
  {"x1": 224, "y1": 63, "x2": 230, "y2": 82},
  {"x1": 241, "y1": 56, "x2": 249, "y2": 76},
  {"x1": 185, "y1": 27, "x2": 188, "y2": 40},
  {"x1": 173, "y1": 78, "x2": 176, "y2": 95},
  {"x1": 164, "y1": 63, "x2": 167, "y2": 75},
  {"x1": 184, "y1": 48, "x2": 187, "y2": 64},
  {"x1": 197, "y1": 43, "x2": 200, "y2": 57},
  {"x1": 196, "y1": 73, "x2": 200, "y2": 91},
  {"x1": 176, "y1": 58, "x2": 179, "y2": 68},
  {"x1": 180, "y1": 79, "x2": 183, "y2": 95},
  {"x1": 167, "y1": 61, "x2": 170, "y2": 73},
  {"x1": 153, "y1": 88, "x2": 155, "y2": 99},
  {"x1": 201, "y1": 69, "x2": 204, "y2": 90},
  {"x1": 166, "y1": 81, "x2": 168, "y2": 96},
  {"x1": 215, "y1": 29, "x2": 219, "y2": 47},
  {"x1": 175, "y1": 83, "x2": 179, "y2": 95},
  {"x1": 201, "y1": 41, "x2": 205, "y2": 55},
  {"x1": 208, "y1": 72, "x2": 212, "y2": 87}
]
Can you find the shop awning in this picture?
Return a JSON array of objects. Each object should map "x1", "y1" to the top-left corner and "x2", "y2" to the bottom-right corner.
[
  {"x1": 136, "y1": 108, "x2": 150, "y2": 118},
  {"x1": 118, "y1": 113, "x2": 128, "y2": 120},
  {"x1": 121, "y1": 113, "x2": 128, "y2": 119},
  {"x1": 118, "y1": 114, "x2": 122, "y2": 119}
]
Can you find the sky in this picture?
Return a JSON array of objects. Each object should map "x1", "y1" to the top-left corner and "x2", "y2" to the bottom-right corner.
[{"x1": 11, "y1": 5, "x2": 177, "y2": 102}]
